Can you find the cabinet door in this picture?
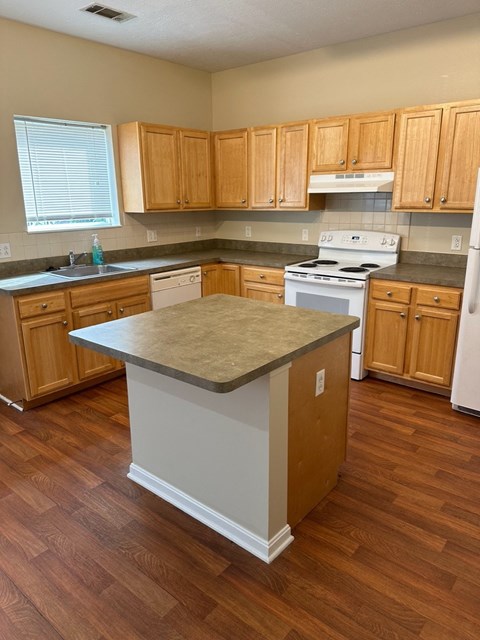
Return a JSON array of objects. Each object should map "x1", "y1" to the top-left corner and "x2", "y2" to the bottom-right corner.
[
  {"x1": 408, "y1": 307, "x2": 459, "y2": 386},
  {"x1": 201, "y1": 263, "x2": 221, "y2": 296},
  {"x1": 364, "y1": 300, "x2": 409, "y2": 374},
  {"x1": 73, "y1": 304, "x2": 118, "y2": 380},
  {"x1": 21, "y1": 313, "x2": 76, "y2": 398},
  {"x1": 392, "y1": 109, "x2": 442, "y2": 210},
  {"x1": 310, "y1": 118, "x2": 349, "y2": 173},
  {"x1": 179, "y1": 129, "x2": 212, "y2": 209},
  {"x1": 220, "y1": 264, "x2": 241, "y2": 296},
  {"x1": 348, "y1": 112, "x2": 395, "y2": 171},
  {"x1": 214, "y1": 130, "x2": 248, "y2": 208},
  {"x1": 116, "y1": 295, "x2": 150, "y2": 319},
  {"x1": 249, "y1": 127, "x2": 277, "y2": 209},
  {"x1": 436, "y1": 103, "x2": 480, "y2": 211},
  {"x1": 141, "y1": 124, "x2": 181, "y2": 210},
  {"x1": 277, "y1": 123, "x2": 309, "y2": 209},
  {"x1": 242, "y1": 282, "x2": 284, "y2": 304}
]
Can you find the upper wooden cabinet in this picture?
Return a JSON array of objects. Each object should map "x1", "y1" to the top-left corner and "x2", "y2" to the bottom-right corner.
[
  {"x1": 213, "y1": 129, "x2": 249, "y2": 208},
  {"x1": 117, "y1": 122, "x2": 213, "y2": 212},
  {"x1": 249, "y1": 122, "x2": 310, "y2": 210},
  {"x1": 310, "y1": 111, "x2": 396, "y2": 173},
  {"x1": 392, "y1": 100, "x2": 480, "y2": 212}
]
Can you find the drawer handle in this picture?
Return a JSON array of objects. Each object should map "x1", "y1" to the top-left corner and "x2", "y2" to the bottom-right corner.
[
  {"x1": 400, "y1": 312, "x2": 406, "y2": 318},
  {"x1": 415, "y1": 314, "x2": 421, "y2": 320},
  {"x1": 41, "y1": 303, "x2": 48, "y2": 309},
  {"x1": 259, "y1": 274, "x2": 265, "y2": 279},
  {"x1": 433, "y1": 296, "x2": 440, "y2": 303},
  {"x1": 119, "y1": 307, "x2": 125, "y2": 313},
  {"x1": 386, "y1": 291, "x2": 392, "y2": 297}
]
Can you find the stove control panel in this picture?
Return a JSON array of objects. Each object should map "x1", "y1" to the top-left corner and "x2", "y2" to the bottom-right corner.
[{"x1": 319, "y1": 230, "x2": 400, "y2": 252}]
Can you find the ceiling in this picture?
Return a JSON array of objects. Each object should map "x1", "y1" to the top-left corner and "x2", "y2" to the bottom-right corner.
[{"x1": 0, "y1": 0, "x2": 479, "y2": 72}]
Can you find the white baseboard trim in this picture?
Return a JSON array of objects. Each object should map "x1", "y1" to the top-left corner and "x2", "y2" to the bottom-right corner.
[{"x1": 128, "y1": 463, "x2": 293, "y2": 563}]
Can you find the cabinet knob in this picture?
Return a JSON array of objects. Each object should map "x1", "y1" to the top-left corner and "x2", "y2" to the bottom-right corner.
[
  {"x1": 259, "y1": 274, "x2": 265, "y2": 279},
  {"x1": 277, "y1": 293, "x2": 283, "y2": 299},
  {"x1": 424, "y1": 196, "x2": 431, "y2": 203},
  {"x1": 415, "y1": 314, "x2": 421, "y2": 320},
  {"x1": 203, "y1": 271, "x2": 208, "y2": 276},
  {"x1": 339, "y1": 159, "x2": 345, "y2": 165},
  {"x1": 440, "y1": 196, "x2": 447, "y2": 204},
  {"x1": 278, "y1": 197, "x2": 284, "y2": 203},
  {"x1": 241, "y1": 199, "x2": 246, "y2": 204},
  {"x1": 268, "y1": 198, "x2": 274, "y2": 203},
  {"x1": 433, "y1": 296, "x2": 440, "y2": 303},
  {"x1": 386, "y1": 291, "x2": 392, "y2": 297},
  {"x1": 351, "y1": 159, "x2": 358, "y2": 165},
  {"x1": 400, "y1": 312, "x2": 406, "y2": 318},
  {"x1": 176, "y1": 199, "x2": 181, "y2": 205},
  {"x1": 107, "y1": 310, "x2": 113, "y2": 315},
  {"x1": 62, "y1": 320, "x2": 68, "y2": 326},
  {"x1": 41, "y1": 303, "x2": 48, "y2": 309},
  {"x1": 184, "y1": 199, "x2": 190, "y2": 204},
  {"x1": 119, "y1": 307, "x2": 125, "y2": 313}
]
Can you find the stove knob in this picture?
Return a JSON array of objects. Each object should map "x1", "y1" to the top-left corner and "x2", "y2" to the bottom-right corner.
[
  {"x1": 389, "y1": 238, "x2": 396, "y2": 246},
  {"x1": 320, "y1": 234, "x2": 327, "y2": 242},
  {"x1": 381, "y1": 237, "x2": 387, "y2": 245},
  {"x1": 327, "y1": 235, "x2": 333, "y2": 242}
]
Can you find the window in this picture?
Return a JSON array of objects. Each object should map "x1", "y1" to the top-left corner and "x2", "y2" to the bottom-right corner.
[{"x1": 14, "y1": 115, "x2": 120, "y2": 233}]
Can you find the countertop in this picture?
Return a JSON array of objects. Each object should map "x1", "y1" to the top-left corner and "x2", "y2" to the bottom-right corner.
[
  {"x1": 0, "y1": 248, "x2": 311, "y2": 296},
  {"x1": 69, "y1": 294, "x2": 360, "y2": 393},
  {"x1": 372, "y1": 263, "x2": 466, "y2": 288}
]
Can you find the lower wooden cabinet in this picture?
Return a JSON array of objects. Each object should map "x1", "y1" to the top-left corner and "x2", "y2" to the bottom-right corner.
[
  {"x1": 241, "y1": 266, "x2": 285, "y2": 304},
  {"x1": 365, "y1": 279, "x2": 461, "y2": 389},
  {"x1": 201, "y1": 263, "x2": 241, "y2": 296},
  {"x1": 0, "y1": 275, "x2": 150, "y2": 408}
]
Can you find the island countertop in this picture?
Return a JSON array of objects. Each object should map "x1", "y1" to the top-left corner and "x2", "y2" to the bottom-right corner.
[{"x1": 69, "y1": 294, "x2": 359, "y2": 393}]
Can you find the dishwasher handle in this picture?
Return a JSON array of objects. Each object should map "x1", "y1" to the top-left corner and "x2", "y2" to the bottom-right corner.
[{"x1": 150, "y1": 266, "x2": 202, "y2": 292}]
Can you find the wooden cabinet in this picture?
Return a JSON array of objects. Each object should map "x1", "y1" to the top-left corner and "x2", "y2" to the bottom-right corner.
[
  {"x1": 213, "y1": 129, "x2": 249, "y2": 208},
  {"x1": 117, "y1": 121, "x2": 212, "y2": 212},
  {"x1": 201, "y1": 263, "x2": 240, "y2": 296},
  {"x1": 249, "y1": 122, "x2": 311, "y2": 210},
  {"x1": 365, "y1": 280, "x2": 461, "y2": 389},
  {"x1": 69, "y1": 276, "x2": 150, "y2": 380},
  {"x1": 241, "y1": 266, "x2": 285, "y2": 304},
  {"x1": 310, "y1": 111, "x2": 396, "y2": 173},
  {"x1": 392, "y1": 100, "x2": 480, "y2": 212},
  {"x1": 17, "y1": 291, "x2": 77, "y2": 398}
]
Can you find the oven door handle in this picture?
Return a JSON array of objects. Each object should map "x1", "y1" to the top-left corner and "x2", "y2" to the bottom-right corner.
[{"x1": 284, "y1": 273, "x2": 366, "y2": 289}]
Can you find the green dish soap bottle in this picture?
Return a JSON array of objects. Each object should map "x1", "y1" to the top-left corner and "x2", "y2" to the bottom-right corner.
[{"x1": 92, "y1": 233, "x2": 104, "y2": 265}]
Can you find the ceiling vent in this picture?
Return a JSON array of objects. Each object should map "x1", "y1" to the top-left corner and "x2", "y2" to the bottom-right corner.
[{"x1": 81, "y1": 4, "x2": 136, "y2": 23}]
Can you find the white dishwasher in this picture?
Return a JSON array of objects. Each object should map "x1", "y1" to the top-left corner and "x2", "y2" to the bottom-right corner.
[{"x1": 150, "y1": 266, "x2": 202, "y2": 309}]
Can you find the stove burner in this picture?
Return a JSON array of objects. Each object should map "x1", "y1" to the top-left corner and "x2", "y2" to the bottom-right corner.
[
  {"x1": 339, "y1": 266, "x2": 369, "y2": 273},
  {"x1": 313, "y1": 259, "x2": 338, "y2": 265},
  {"x1": 360, "y1": 263, "x2": 380, "y2": 269},
  {"x1": 297, "y1": 262, "x2": 318, "y2": 268}
]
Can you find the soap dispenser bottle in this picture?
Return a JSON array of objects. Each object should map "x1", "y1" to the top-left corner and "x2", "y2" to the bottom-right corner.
[{"x1": 92, "y1": 233, "x2": 104, "y2": 265}]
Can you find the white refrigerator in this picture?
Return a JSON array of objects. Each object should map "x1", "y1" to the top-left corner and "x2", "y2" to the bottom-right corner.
[{"x1": 451, "y1": 167, "x2": 480, "y2": 416}]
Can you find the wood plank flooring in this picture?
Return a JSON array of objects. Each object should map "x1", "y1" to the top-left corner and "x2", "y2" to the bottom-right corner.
[{"x1": 0, "y1": 376, "x2": 479, "y2": 639}]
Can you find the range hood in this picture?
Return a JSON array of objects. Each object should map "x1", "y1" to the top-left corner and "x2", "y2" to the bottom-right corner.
[{"x1": 308, "y1": 172, "x2": 395, "y2": 194}]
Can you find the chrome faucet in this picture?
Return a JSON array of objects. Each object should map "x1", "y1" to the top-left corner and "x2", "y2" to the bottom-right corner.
[{"x1": 69, "y1": 250, "x2": 88, "y2": 266}]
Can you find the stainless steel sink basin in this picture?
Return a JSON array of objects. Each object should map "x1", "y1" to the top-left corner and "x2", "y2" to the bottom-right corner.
[{"x1": 47, "y1": 264, "x2": 137, "y2": 279}]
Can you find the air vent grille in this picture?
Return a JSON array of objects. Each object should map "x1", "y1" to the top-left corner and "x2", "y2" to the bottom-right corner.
[{"x1": 81, "y1": 4, "x2": 136, "y2": 23}]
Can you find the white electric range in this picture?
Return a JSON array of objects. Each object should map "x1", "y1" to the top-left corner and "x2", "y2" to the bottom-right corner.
[{"x1": 284, "y1": 230, "x2": 400, "y2": 379}]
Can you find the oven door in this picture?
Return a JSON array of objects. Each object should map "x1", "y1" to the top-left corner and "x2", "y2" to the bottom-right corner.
[{"x1": 284, "y1": 274, "x2": 368, "y2": 379}]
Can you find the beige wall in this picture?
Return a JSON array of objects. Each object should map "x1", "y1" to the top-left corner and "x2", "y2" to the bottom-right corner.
[
  {"x1": 1, "y1": 15, "x2": 479, "y2": 264},
  {"x1": 211, "y1": 13, "x2": 480, "y2": 253},
  {"x1": 0, "y1": 18, "x2": 215, "y2": 262}
]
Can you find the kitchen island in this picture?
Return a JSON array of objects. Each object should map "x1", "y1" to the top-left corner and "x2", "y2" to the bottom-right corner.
[{"x1": 69, "y1": 294, "x2": 359, "y2": 562}]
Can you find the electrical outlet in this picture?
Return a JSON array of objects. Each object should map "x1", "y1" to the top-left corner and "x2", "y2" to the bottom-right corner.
[
  {"x1": 147, "y1": 229, "x2": 157, "y2": 242},
  {"x1": 245, "y1": 225, "x2": 252, "y2": 238},
  {"x1": 0, "y1": 242, "x2": 11, "y2": 258},
  {"x1": 195, "y1": 226, "x2": 201, "y2": 237},
  {"x1": 302, "y1": 229, "x2": 309, "y2": 242},
  {"x1": 451, "y1": 235, "x2": 462, "y2": 251},
  {"x1": 315, "y1": 369, "x2": 325, "y2": 396}
]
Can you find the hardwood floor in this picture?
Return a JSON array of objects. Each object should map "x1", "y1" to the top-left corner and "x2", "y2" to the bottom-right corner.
[{"x1": 0, "y1": 376, "x2": 479, "y2": 639}]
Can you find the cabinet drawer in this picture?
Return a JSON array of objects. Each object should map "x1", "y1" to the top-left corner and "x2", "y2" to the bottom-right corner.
[
  {"x1": 416, "y1": 286, "x2": 461, "y2": 310},
  {"x1": 69, "y1": 275, "x2": 149, "y2": 308},
  {"x1": 242, "y1": 266, "x2": 284, "y2": 286},
  {"x1": 370, "y1": 281, "x2": 412, "y2": 304},
  {"x1": 17, "y1": 291, "x2": 66, "y2": 319}
]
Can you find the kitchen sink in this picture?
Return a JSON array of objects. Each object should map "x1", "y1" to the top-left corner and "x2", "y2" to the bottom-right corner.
[{"x1": 46, "y1": 264, "x2": 137, "y2": 279}]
